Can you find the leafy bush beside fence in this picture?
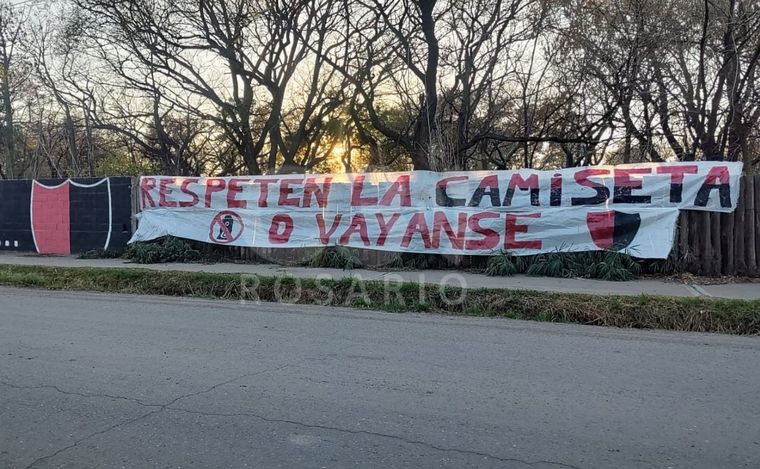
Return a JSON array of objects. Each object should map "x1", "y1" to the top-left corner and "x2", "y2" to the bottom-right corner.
[
  {"x1": 486, "y1": 250, "x2": 642, "y2": 281},
  {"x1": 79, "y1": 234, "x2": 729, "y2": 281}
]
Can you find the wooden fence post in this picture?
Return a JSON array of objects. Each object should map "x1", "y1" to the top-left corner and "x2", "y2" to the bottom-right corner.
[
  {"x1": 130, "y1": 176, "x2": 140, "y2": 235},
  {"x1": 735, "y1": 177, "x2": 748, "y2": 275},
  {"x1": 755, "y1": 175, "x2": 760, "y2": 275},
  {"x1": 723, "y1": 210, "x2": 735, "y2": 275},
  {"x1": 746, "y1": 176, "x2": 757, "y2": 276}
]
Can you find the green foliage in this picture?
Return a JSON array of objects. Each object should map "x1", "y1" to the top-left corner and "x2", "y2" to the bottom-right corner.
[
  {"x1": 388, "y1": 252, "x2": 450, "y2": 270},
  {"x1": 413, "y1": 301, "x2": 432, "y2": 312},
  {"x1": 80, "y1": 238, "x2": 234, "y2": 264},
  {"x1": 96, "y1": 153, "x2": 158, "y2": 177},
  {"x1": 644, "y1": 247, "x2": 694, "y2": 275},
  {"x1": 486, "y1": 254, "x2": 517, "y2": 276},
  {"x1": 191, "y1": 240, "x2": 238, "y2": 263},
  {"x1": 526, "y1": 251, "x2": 641, "y2": 281},
  {"x1": 526, "y1": 252, "x2": 583, "y2": 278},
  {"x1": 352, "y1": 297, "x2": 372, "y2": 308},
  {"x1": 485, "y1": 251, "x2": 527, "y2": 276},
  {"x1": 307, "y1": 246, "x2": 363, "y2": 269},
  {"x1": 584, "y1": 251, "x2": 642, "y2": 281},
  {"x1": 124, "y1": 237, "x2": 202, "y2": 264},
  {"x1": 78, "y1": 248, "x2": 125, "y2": 260}
]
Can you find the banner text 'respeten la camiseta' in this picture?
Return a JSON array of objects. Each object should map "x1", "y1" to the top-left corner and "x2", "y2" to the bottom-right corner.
[{"x1": 131, "y1": 162, "x2": 743, "y2": 259}]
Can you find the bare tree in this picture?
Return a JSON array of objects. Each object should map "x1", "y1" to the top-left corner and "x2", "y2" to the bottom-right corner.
[
  {"x1": 76, "y1": 0, "x2": 349, "y2": 175},
  {"x1": 4, "y1": 0, "x2": 758, "y2": 177},
  {"x1": 316, "y1": 0, "x2": 443, "y2": 170},
  {"x1": 0, "y1": 1, "x2": 29, "y2": 178},
  {"x1": 559, "y1": 0, "x2": 760, "y2": 165}
]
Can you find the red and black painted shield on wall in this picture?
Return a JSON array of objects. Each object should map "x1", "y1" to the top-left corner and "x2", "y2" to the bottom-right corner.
[
  {"x1": 30, "y1": 179, "x2": 113, "y2": 255},
  {"x1": 0, "y1": 177, "x2": 132, "y2": 255},
  {"x1": 0, "y1": 177, "x2": 132, "y2": 254},
  {"x1": 586, "y1": 210, "x2": 642, "y2": 251}
]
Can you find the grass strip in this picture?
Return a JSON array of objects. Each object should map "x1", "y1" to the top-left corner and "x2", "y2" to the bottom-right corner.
[{"x1": 0, "y1": 264, "x2": 758, "y2": 335}]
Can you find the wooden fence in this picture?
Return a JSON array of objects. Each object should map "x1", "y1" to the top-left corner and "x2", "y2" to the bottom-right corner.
[{"x1": 676, "y1": 174, "x2": 759, "y2": 277}]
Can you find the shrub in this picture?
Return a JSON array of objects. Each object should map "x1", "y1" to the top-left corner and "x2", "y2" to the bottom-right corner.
[
  {"x1": 644, "y1": 247, "x2": 693, "y2": 275},
  {"x1": 584, "y1": 250, "x2": 641, "y2": 281},
  {"x1": 387, "y1": 252, "x2": 450, "y2": 270},
  {"x1": 526, "y1": 252, "x2": 583, "y2": 278},
  {"x1": 191, "y1": 240, "x2": 236, "y2": 263},
  {"x1": 307, "y1": 246, "x2": 363, "y2": 269},
  {"x1": 485, "y1": 251, "x2": 527, "y2": 276},
  {"x1": 78, "y1": 248, "x2": 125, "y2": 260},
  {"x1": 124, "y1": 237, "x2": 202, "y2": 264},
  {"x1": 526, "y1": 250, "x2": 641, "y2": 281}
]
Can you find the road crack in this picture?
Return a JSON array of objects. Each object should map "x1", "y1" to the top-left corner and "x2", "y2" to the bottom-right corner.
[
  {"x1": 9, "y1": 364, "x2": 577, "y2": 468},
  {"x1": 13, "y1": 364, "x2": 290, "y2": 468},
  {"x1": 0, "y1": 380, "x2": 161, "y2": 408},
  {"x1": 22, "y1": 409, "x2": 162, "y2": 469},
  {"x1": 165, "y1": 406, "x2": 581, "y2": 469}
]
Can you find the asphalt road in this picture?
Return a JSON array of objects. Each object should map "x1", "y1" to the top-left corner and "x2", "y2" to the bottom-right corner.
[{"x1": 1, "y1": 288, "x2": 759, "y2": 469}]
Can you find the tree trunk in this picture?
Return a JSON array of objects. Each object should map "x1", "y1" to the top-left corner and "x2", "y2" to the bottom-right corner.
[
  {"x1": 411, "y1": 0, "x2": 438, "y2": 171},
  {"x1": 1, "y1": 66, "x2": 15, "y2": 179},
  {"x1": 63, "y1": 105, "x2": 80, "y2": 176}
]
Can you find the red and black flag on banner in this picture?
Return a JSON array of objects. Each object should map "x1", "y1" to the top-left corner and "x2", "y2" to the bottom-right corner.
[
  {"x1": 586, "y1": 210, "x2": 642, "y2": 251},
  {"x1": 0, "y1": 177, "x2": 133, "y2": 255}
]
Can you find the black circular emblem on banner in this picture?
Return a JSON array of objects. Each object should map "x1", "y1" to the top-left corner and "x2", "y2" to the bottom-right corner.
[{"x1": 209, "y1": 210, "x2": 244, "y2": 244}]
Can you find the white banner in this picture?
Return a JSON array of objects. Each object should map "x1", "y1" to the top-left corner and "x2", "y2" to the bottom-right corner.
[{"x1": 130, "y1": 162, "x2": 743, "y2": 259}]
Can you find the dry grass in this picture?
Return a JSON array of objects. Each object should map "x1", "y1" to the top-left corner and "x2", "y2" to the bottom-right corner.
[{"x1": 0, "y1": 264, "x2": 758, "y2": 334}]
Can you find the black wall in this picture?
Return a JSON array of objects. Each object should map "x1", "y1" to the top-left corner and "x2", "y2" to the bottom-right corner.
[{"x1": 0, "y1": 177, "x2": 133, "y2": 254}]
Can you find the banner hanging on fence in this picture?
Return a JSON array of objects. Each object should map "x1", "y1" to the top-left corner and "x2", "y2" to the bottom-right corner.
[{"x1": 130, "y1": 161, "x2": 743, "y2": 259}]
